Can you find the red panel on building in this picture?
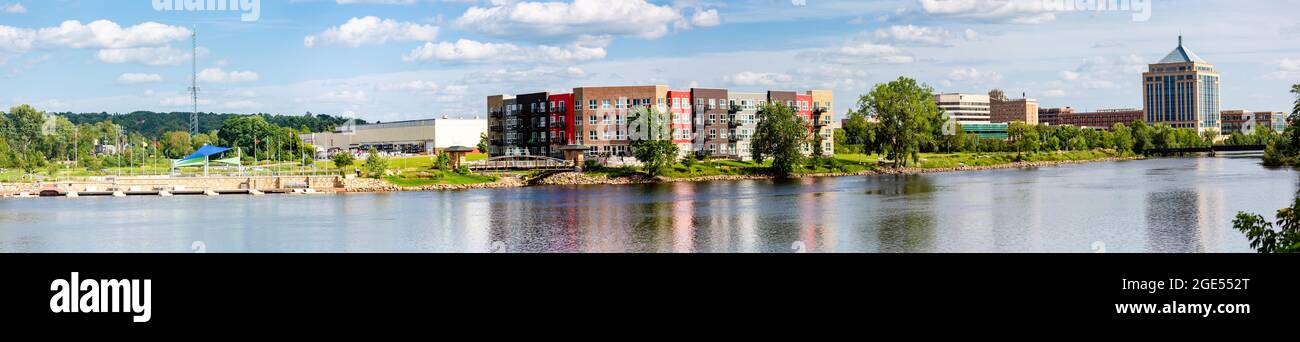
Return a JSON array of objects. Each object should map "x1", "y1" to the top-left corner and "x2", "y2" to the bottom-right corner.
[
  {"x1": 667, "y1": 91, "x2": 693, "y2": 144},
  {"x1": 796, "y1": 94, "x2": 814, "y2": 133},
  {"x1": 548, "y1": 93, "x2": 575, "y2": 148}
]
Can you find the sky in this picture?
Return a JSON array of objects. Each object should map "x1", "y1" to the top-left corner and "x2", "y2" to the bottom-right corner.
[{"x1": 0, "y1": 0, "x2": 1298, "y2": 123}]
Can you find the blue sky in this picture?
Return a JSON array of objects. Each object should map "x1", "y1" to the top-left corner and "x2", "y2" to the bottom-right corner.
[{"x1": 1, "y1": 0, "x2": 1298, "y2": 123}]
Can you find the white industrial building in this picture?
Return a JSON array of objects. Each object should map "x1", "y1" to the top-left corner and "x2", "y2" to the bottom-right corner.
[{"x1": 300, "y1": 117, "x2": 487, "y2": 156}]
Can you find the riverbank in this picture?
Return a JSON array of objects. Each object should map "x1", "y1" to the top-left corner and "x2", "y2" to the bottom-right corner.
[
  {"x1": 0, "y1": 153, "x2": 1143, "y2": 196},
  {"x1": 535, "y1": 155, "x2": 1144, "y2": 186}
]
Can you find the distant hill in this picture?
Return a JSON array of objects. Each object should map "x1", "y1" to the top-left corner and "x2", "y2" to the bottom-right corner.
[{"x1": 52, "y1": 111, "x2": 367, "y2": 139}]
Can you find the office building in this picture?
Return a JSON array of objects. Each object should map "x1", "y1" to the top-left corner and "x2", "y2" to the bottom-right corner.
[
  {"x1": 989, "y1": 91, "x2": 1040, "y2": 125},
  {"x1": 1142, "y1": 36, "x2": 1221, "y2": 133},
  {"x1": 934, "y1": 93, "x2": 992, "y2": 124}
]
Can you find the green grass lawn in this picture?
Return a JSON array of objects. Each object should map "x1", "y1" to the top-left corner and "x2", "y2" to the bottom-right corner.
[
  {"x1": 384, "y1": 171, "x2": 497, "y2": 186},
  {"x1": 836, "y1": 150, "x2": 1123, "y2": 169}
]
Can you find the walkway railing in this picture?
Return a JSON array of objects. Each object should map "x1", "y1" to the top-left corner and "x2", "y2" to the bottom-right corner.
[{"x1": 468, "y1": 156, "x2": 577, "y2": 172}]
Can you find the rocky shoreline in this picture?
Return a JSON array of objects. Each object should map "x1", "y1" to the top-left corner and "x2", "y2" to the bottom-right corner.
[
  {"x1": 1, "y1": 157, "x2": 1141, "y2": 196},
  {"x1": 529, "y1": 156, "x2": 1143, "y2": 186}
]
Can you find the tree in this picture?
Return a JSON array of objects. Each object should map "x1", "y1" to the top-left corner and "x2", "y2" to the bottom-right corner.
[
  {"x1": 477, "y1": 132, "x2": 489, "y2": 154},
  {"x1": 627, "y1": 105, "x2": 678, "y2": 176},
  {"x1": 841, "y1": 109, "x2": 875, "y2": 152},
  {"x1": 859, "y1": 77, "x2": 941, "y2": 167},
  {"x1": 1007, "y1": 121, "x2": 1035, "y2": 158},
  {"x1": 1111, "y1": 123, "x2": 1135, "y2": 155},
  {"x1": 362, "y1": 148, "x2": 387, "y2": 178},
  {"x1": 751, "y1": 102, "x2": 808, "y2": 177},
  {"x1": 1233, "y1": 196, "x2": 1300, "y2": 253},
  {"x1": 2, "y1": 104, "x2": 48, "y2": 175},
  {"x1": 161, "y1": 131, "x2": 194, "y2": 158},
  {"x1": 435, "y1": 152, "x2": 451, "y2": 171},
  {"x1": 217, "y1": 115, "x2": 273, "y2": 158},
  {"x1": 331, "y1": 152, "x2": 356, "y2": 173}
]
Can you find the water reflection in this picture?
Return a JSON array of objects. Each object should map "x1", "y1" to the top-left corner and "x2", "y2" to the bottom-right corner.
[
  {"x1": 1144, "y1": 191, "x2": 1203, "y2": 252},
  {"x1": 0, "y1": 157, "x2": 1292, "y2": 253}
]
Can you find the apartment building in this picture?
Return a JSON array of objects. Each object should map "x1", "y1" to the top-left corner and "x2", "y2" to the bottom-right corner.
[
  {"x1": 572, "y1": 85, "x2": 668, "y2": 157},
  {"x1": 489, "y1": 85, "x2": 833, "y2": 161}
]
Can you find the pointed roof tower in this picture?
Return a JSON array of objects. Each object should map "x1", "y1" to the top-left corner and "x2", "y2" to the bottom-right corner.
[{"x1": 1158, "y1": 35, "x2": 1207, "y2": 64}]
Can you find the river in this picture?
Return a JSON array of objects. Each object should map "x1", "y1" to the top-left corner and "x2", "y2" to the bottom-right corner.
[{"x1": 1, "y1": 155, "x2": 1294, "y2": 253}]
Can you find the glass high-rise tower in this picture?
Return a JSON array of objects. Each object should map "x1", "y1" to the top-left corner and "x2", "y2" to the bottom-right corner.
[{"x1": 1142, "y1": 36, "x2": 1221, "y2": 133}]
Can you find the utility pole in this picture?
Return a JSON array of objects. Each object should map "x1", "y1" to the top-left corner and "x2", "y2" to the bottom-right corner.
[{"x1": 189, "y1": 28, "x2": 200, "y2": 137}]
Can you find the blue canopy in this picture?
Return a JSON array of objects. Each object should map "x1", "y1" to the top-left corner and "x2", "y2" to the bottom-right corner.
[{"x1": 180, "y1": 145, "x2": 232, "y2": 161}]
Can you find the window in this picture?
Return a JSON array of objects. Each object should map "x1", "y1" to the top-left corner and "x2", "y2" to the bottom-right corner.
[
  {"x1": 709, "y1": 99, "x2": 716, "y2": 109},
  {"x1": 589, "y1": 100, "x2": 598, "y2": 110},
  {"x1": 709, "y1": 129, "x2": 717, "y2": 139},
  {"x1": 616, "y1": 115, "x2": 624, "y2": 125},
  {"x1": 589, "y1": 115, "x2": 597, "y2": 125},
  {"x1": 590, "y1": 131, "x2": 598, "y2": 141},
  {"x1": 603, "y1": 115, "x2": 611, "y2": 124},
  {"x1": 602, "y1": 100, "x2": 612, "y2": 109},
  {"x1": 558, "y1": 101, "x2": 565, "y2": 111}
]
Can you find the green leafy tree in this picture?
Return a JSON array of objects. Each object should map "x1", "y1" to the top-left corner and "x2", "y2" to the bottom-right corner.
[
  {"x1": 2, "y1": 105, "x2": 48, "y2": 175},
  {"x1": 1110, "y1": 123, "x2": 1135, "y2": 155},
  {"x1": 857, "y1": 77, "x2": 941, "y2": 168},
  {"x1": 627, "y1": 106, "x2": 678, "y2": 176},
  {"x1": 362, "y1": 148, "x2": 387, "y2": 178},
  {"x1": 1007, "y1": 121, "x2": 1037, "y2": 158},
  {"x1": 217, "y1": 116, "x2": 273, "y2": 159},
  {"x1": 1233, "y1": 196, "x2": 1300, "y2": 253},
  {"x1": 331, "y1": 152, "x2": 356, "y2": 173},
  {"x1": 751, "y1": 102, "x2": 808, "y2": 177},
  {"x1": 841, "y1": 110, "x2": 876, "y2": 153},
  {"x1": 161, "y1": 131, "x2": 194, "y2": 158},
  {"x1": 435, "y1": 152, "x2": 452, "y2": 171},
  {"x1": 477, "y1": 132, "x2": 489, "y2": 154}
]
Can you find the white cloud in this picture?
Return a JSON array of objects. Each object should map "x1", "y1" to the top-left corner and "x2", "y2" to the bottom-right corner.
[
  {"x1": 873, "y1": 25, "x2": 973, "y2": 46},
  {"x1": 335, "y1": 0, "x2": 418, "y2": 4},
  {"x1": 1057, "y1": 55, "x2": 1146, "y2": 89},
  {"x1": 35, "y1": 20, "x2": 191, "y2": 49},
  {"x1": 3, "y1": 3, "x2": 26, "y2": 14},
  {"x1": 947, "y1": 67, "x2": 1002, "y2": 83},
  {"x1": 691, "y1": 9, "x2": 721, "y2": 27},
  {"x1": 1042, "y1": 89, "x2": 1066, "y2": 97},
  {"x1": 96, "y1": 46, "x2": 202, "y2": 66},
  {"x1": 454, "y1": 0, "x2": 711, "y2": 39},
  {"x1": 725, "y1": 71, "x2": 793, "y2": 86},
  {"x1": 0, "y1": 25, "x2": 35, "y2": 52},
  {"x1": 197, "y1": 68, "x2": 260, "y2": 83},
  {"x1": 304, "y1": 16, "x2": 439, "y2": 48},
  {"x1": 403, "y1": 35, "x2": 609, "y2": 63},
  {"x1": 1264, "y1": 58, "x2": 1300, "y2": 80},
  {"x1": 917, "y1": 0, "x2": 1055, "y2": 24},
  {"x1": 462, "y1": 66, "x2": 589, "y2": 85},
  {"x1": 295, "y1": 90, "x2": 369, "y2": 105},
  {"x1": 116, "y1": 73, "x2": 163, "y2": 84},
  {"x1": 798, "y1": 42, "x2": 914, "y2": 65}
]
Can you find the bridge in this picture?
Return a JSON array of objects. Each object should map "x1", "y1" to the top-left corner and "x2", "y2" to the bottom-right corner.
[
  {"x1": 467, "y1": 155, "x2": 578, "y2": 172},
  {"x1": 1144, "y1": 144, "x2": 1266, "y2": 155}
]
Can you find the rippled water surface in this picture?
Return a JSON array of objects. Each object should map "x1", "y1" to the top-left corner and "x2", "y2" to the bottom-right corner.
[{"x1": 1, "y1": 156, "x2": 1294, "y2": 253}]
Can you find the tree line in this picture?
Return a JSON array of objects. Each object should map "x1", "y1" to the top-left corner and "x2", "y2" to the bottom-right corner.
[
  {"x1": 56, "y1": 111, "x2": 361, "y2": 140},
  {"x1": 837, "y1": 77, "x2": 1288, "y2": 167},
  {"x1": 1, "y1": 104, "x2": 360, "y2": 178}
]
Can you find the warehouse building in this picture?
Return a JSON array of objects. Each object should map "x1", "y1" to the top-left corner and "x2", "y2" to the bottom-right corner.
[{"x1": 300, "y1": 117, "x2": 487, "y2": 156}]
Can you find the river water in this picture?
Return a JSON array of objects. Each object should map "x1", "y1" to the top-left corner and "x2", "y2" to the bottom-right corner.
[{"x1": 1, "y1": 155, "x2": 1294, "y2": 253}]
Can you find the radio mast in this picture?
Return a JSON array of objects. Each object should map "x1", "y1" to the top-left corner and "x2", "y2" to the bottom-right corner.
[{"x1": 188, "y1": 28, "x2": 199, "y2": 136}]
